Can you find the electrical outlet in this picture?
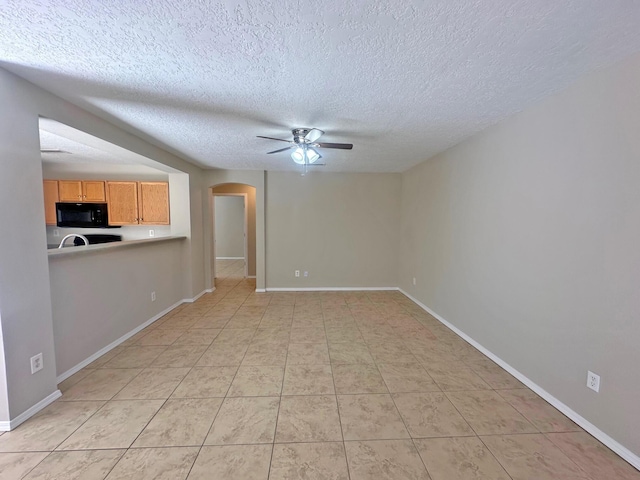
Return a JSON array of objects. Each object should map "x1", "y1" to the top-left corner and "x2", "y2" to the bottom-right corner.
[
  {"x1": 53, "y1": 229, "x2": 60, "y2": 237},
  {"x1": 304, "y1": 271, "x2": 309, "y2": 277},
  {"x1": 587, "y1": 371, "x2": 600, "y2": 392},
  {"x1": 30, "y1": 353, "x2": 43, "y2": 374},
  {"x1": 151, "y1": 291, "x2": 156, "y2": 302},
  {"x1": 149, "y1": 229, "x2": 155, "y2": 237},
  {"x1": 295, "y1": 270, "x2": 300, "y2": 277},
  {"x1": 412, "y1": 277, "x2": 416, "y2": 286}
]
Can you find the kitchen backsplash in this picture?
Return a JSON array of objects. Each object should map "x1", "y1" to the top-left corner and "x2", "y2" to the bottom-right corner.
[{"x1": 46, "y1": 224, "x2": 172, "y2": 245}]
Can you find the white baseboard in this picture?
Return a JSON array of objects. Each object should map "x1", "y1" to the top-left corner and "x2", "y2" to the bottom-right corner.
[
  {"x1": 57, "y1": 299, "x2": 184, "y2": 383},
  {"x1": 0, "y1": 390, "x2": 62, "y2": 431},
  {"x1": 216, "y1": 257, "x2": 244, "y2": 260},
  {"x1": 255, "y1": 288, "x2": 266, "y2": 293},
  {"x1": 399, "y1": 289, "x2": 640, "y2": 471},
  {"x1": 266, "y1": 287, "x2": 400, "y2": 292},
  {"x1": 183, "y1": 288, "x2": 215, "y2": 303},
  {"x1": 57, "y1": 287, "x2": 218, "y2": 384}
]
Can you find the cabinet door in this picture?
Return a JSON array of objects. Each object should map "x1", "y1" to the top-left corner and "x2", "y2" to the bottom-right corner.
[
  {"x1": 83, "y1": 181, "x2": 106, "y2": 202},
  {"x1": 138, "y1": 182, "x2": 170, "y2": 225},
  {"x1": 58, "y1": 180, "x2": 83, "y2": 202},
  {"x1": 106, "y1": 181, "x2": 139, "y2": 225},
  {"x1": 43, "y1": 180, "x2": 59, "y2": 225}
]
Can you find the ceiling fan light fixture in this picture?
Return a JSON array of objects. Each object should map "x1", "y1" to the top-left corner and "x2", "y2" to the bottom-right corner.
[
  {"x1": 307, "y1": 147, "x2": 321, "y2": 164},
  {"x1": 291, "y1": 147, "x2": 305, "y2": 164},
  {"x1": 260, "y1": 128, "x2": 352, "y2": 167}
]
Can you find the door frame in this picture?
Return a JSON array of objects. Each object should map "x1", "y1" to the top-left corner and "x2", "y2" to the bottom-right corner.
[{"x1": 212, "y1": 192, "x2": 249, "y2": 279}]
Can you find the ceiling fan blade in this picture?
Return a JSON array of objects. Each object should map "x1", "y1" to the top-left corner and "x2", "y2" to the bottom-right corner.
[
  {"x1": 257, "y1": 135, "x2": 292, "y2": 143},
  {"x1": 316, "y1": 142, "x2": 353, "y2": 150},
  {"x1": 267, "y1": 146, "x2": 295, "y2": 154},
  {"x1": 304, "y1": 128, "x2": 324, "y2": 143}
]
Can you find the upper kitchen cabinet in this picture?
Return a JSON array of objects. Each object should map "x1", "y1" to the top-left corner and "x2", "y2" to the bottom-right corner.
[
  {"x1": 138, "y1": 182, "x2": 170, "y2": 225},
  {"x1": 106, "y1": 181, "x2": 139, "y2": 225},
  {"x1": 106, "y1": 181, "x2": 170, "y2": 226},
  {"x1": 58, "y1": 180, "x2": 106, "y2": 202},
  {"x1": 83, "y1": 181, "x2": 107, "y2": 202},
  {"x1": 43, "y1": 180, "x2": 59, "y2": 225}
]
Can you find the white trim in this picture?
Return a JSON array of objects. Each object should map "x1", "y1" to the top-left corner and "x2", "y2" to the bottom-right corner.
[
  {"x1": 57, "y1": 286, "x2": 217, "y2": 384},
  {"x1": 247, "y1": 275, "x2": 256, "y2": 279},
  {"x1": 255, "y1": 288, "x2": 266, "y2": 293},
  {"x1": 399, "y1": 289, "x2": 640, "y2": 471},
  {"x1": 0, "y1": 390, "x2": 62, "y2": 431},
  {"x1": 215, "y1": 257, "x2": 245, "y2": 260},
  {"x1": 183, "y1": 288, "x2": 215, "y2": 304},
  {"x1": 56, "y1": 299, "x2": 184, "y2": 383},
  {"x1": 266, "y1": 287, "x2": 399, "y2": 292}
]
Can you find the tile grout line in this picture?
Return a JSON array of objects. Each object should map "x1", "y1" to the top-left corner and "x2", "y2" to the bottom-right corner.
[
  {"x1": 184, "y1": 273, "x2": 259, "y2": 479},
  {"x1": 6, "y1": 287, "x2": 622, "y2": 478},
  {"x1": 324, "y1": 302, "x2": 353, "y2": 480},
  {"x1": 367, "y1": 292, "x2": 434, "y2": 479},
  {"x1": 393, "y1": 293, "x2": 519, "y2": 480}
]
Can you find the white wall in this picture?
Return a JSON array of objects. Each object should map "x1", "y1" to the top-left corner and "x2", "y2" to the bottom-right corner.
[
  {"x1": 0, "y1": 66, "x2": 206, "y2": 425},
  {"x1": 0, "y1": 69, "x2": 59, "y2": 421},
  {"x1": 214, "y1": 196, "x2": 245, "y2": 258},
  {"x1": 0, "y1": 314, "x2": 10, "y2": 422},
  {"x1": 265, "y1": 172, "x2": 401, "y2": 289},
  {"x1": 49, "y1": 239, "x2": 186, "y2": 375},
  {"x1": 400, "y1": 53, "x2": 640, "y2": 457}
]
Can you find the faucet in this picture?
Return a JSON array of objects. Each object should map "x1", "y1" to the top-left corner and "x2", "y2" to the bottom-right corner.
[{"x1": 58, "y1": 234, "x2": 89, "y2": 249}]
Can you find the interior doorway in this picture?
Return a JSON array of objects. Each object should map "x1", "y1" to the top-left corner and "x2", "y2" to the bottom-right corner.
[
  {"x1": 211, "y1": 183, "x2": 257, "y2": 288},
  {"x1": 213, "y1": 194, "x2": 248, "y2": 281}
]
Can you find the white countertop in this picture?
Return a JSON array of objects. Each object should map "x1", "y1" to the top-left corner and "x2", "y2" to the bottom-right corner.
[{"x1": 48, "y1": 236, "x2": 187, "y2": 258}]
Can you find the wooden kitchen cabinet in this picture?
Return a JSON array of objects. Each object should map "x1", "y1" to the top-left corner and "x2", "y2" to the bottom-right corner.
[
  {"x1": 58, "y1": 180, "x2": 105, "y2": 202},
  {"x1": 138, "y1": 182, "x2": 170, "y2": 225},
  {"x1": 43, "y1": 180, "x2": 59, "y2": 225},
  {"x1": 106, "y1": 181, "x2": 139, "y2": 225},
  {"x1": 58, "y1": 180, "x2": 82, "y2": 202},
  {"x1": 83, "y1": 181, "x2": 106, "y2": 201},
  {"x1": 48, "y1": 179, "x2": 170, "y2": 226}
]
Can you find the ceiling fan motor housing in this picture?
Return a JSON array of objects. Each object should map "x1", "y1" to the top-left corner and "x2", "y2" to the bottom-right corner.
[{"x1": 292, "y1": 128, "x2": 312, "y2": 144}]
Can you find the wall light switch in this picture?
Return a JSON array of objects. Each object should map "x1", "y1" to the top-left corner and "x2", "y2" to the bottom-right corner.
[
  {"x1": 295, "y1": 270, "x2": 300, "y2": 277},
  {"x1": 53, "y1": 229, "x2": 60, "y2": 237},
  {"x1": 304, "y1": 271, "x2": 308, "y2": 277}
]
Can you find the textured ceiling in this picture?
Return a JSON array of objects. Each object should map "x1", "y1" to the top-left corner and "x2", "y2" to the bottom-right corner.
[
  {"x1": 40, "y1": 118, "x2": 177, "y2": 176},
  {"x1": 2, "y1": 1, "x2": 640, "y2": 172},
  {"x1": 40, "y1": 130, "x2": 168, "y2": 176}
]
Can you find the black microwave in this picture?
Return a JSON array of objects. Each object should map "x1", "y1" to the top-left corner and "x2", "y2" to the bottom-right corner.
[{"x1": 56, "y1": 202, "x2": 110, "y2": 228}]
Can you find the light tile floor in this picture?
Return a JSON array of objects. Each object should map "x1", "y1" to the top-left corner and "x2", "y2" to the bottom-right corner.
[{"x1": 1, "y1": 275, "x2": 639, "y2": 479}]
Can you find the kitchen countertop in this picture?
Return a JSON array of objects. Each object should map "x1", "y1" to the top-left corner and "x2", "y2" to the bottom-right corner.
[{"x1": 48, "y1": 236, "x2": 187, "y2": 258}]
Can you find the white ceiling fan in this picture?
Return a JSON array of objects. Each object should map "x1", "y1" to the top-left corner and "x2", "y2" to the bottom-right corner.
[{"x1": 257, "y1": 128, "x2": 353, "y2": 167}]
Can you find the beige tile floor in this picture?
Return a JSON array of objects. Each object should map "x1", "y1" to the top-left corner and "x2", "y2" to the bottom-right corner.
[{"x1": 1, "y1": 270, "x2": 639, "y2": 479}]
